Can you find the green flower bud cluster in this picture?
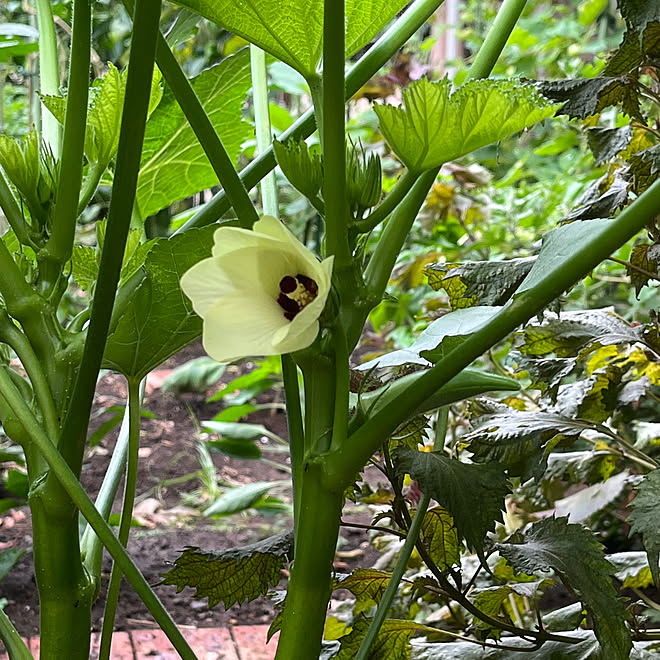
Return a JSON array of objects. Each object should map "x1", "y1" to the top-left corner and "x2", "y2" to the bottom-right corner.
[
  {"x1": 0, "y1": 129, "x2": 58, "y2": 240},
  {"x1": 273, "y1": 138, "x2": 323, "y2": 201},
  {"x1": 346, "y1": 139, "x2": 382, "y2": 217}
]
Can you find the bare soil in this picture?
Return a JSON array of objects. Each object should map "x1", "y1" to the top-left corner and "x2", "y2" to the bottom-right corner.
[{"x1": 0, "y1": 343, "x2": 379, "y2": 637}]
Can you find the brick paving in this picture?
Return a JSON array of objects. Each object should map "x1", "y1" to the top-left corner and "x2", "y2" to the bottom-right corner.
[{"x1": 0, "y1": 625, "x2": 279, "y2": 659}]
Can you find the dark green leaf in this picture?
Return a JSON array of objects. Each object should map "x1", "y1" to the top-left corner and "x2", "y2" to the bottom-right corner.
[
  {"x1": 553, "y1": 471, "x2": 632, "y2": 523},
  {"x1": 542, "y1": 602, "x2": 586, "y2": 632},
  {"x1": 511, "y1": 351, "x2": 576, "y2": 394},
  {"x1": 424, "y1": 258, "x2": 535, "y2": 311},
  {"x1": 536, "y1": 77, "x2": 642, "y2": 121},
  {"x1": 203, "y1": 481, "x2": 278, "y2": 516},
  {"x1": 212, "y1": 404, "x2": 257, "y2": 422},
  {"x1": 608, "y1": 551, "x2": 655, "y2": 588},
  {"x1": 206, "y1": 437, "x2": 262, "y2": 460},
  {"x1": 137, "y1": 50, "x2": 252, "y2": 218},
  {"x1": 103, "y1": 226, "x2": 215, "y2": 379},
  {"x1": 335, "y1": 569, "x2": 392, "y2": 604},
  {"x1": 554, "y1": 365, "x2": 622, "y2": 422},
  {"x1": 628, "y1": 468, "x2": 660, "y2": 587},
  {"x1": 628, "y1": 243, "x2": 660, "y2": 296},
  {"x1": 516, "y1": 309, "x2": 640, "y2": 357},
  {"x1": 587, "y1": 126, "x2": 633, "y2": 165},
  {"x1": 203, "y1": 420, "x2": 270, "y2": 440},
  {"x1": 360, "y1": 307, "x2": 502, "y2": 369},
  {"x1": 394, "y1": 448, "x2": 509, "y2": 562},
  {"x1": 464, "y1": 408, "x2": 587, "y2": 479},
  {"x1": 0, "y1": 548, "x2": 26, "y2": 582},
  {"x1": 560, "y1": 171, "x2": 629, "y2": 223},
  {"x1": 629, "y1": 145, "x2": 660, "y2": 195},
  {"x1": 161, "y1": 357, "x2": 226, "y2": 395},
  {"x1": 160, "y1": 530, "x2": 293, "y2": 608},
  {"x1": 335, "y1": 617, "x2": 436, "y2": 660},
  {"x1": 616, "y1": 0, "x2": 660, "y2": 59},
  {"x1": 497, "y1": 517, "x2": 632, "y2": 659},
  {"x1": 420, "y1": 507, "x2": 461, "y2": 570}
]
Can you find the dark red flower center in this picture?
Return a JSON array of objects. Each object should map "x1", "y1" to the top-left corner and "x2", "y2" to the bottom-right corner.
[{"x1": 277, "y1": 274, "x2": 319, "y2": 321}]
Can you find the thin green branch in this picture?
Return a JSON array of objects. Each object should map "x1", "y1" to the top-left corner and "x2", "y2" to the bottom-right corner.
[
  {"x1": 35, "y1": 0, "x2": 62, "y2": 157},
  {"x1": 174, "y1": 0, "x2": 446, "y2": 235},
  {"x1": 281, "y1": 354, "x2": 304, "y2": 529},
  {"x1": 47, "y1": 0, "x2": 91, "y2": 267},
  {"x1": 328, "y1": 178, "x2": 660, "y2": 488},
  {"x1": 0, "y1": 169, "x2": 33, "y2": 247},
  {"x1": 356, "y1": 408, "x2": 448, "y2": 659},
  {"x1": 81, "y1": 379, "x2": 146, "y2": 594},
  {"x1": 99, "y1": 378, "x2": 141, "y2": 660},
  {"x1": 250, "y1": 44, "x2": 278, "y2": 217},
  {"x1": 464, "y1": 0, "x2": 529, "y2": 80},
  {"x1": 151, "y1": 29, "x2": 259, "y2": 226},
  {"x1": 364, "y1": 168, "x2": 438, "y2": 303},
  {"x1": 0, "y1": 606, "x2": 32, "y2": 660},
  {"x1": 0, "y1": 309, "x2": 59, "y2": 442},
  {"x1": 356, "y1": 169, "x2": 420, "y2": 233},
  {"x1": 59, "y1": 0, "x2": 161, "y2": 477},
  {"x1": 0, "y1": 367, "x2": 196, "y2": 660}
]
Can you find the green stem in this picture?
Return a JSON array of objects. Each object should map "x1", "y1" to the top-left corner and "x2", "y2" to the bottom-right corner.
[
  {"x1": 464, "y1": 0, "x2": 529, "y2": 81},
  {"x1": 274, "y1": 463, "x2": 343, "y2": 659},
  {"x1": 81, "y1": 380, "x2": 146, "y2": 595},
  {"x1": 322, "y1": 2, "x2": 350, "y2": 269},
  {"x1": 150, "y1": 27, "x2": 258, "y2": 227},
  {"x1": 356, "y1": 409, "x2": 448, "y2": 658},
  {"x1": 0, "y1": 168, "x2": 33, "y2": 247},
  {"x1": 0, "y1": 605, "x2": 32, "y2": 660},
  {"x1": 47, "y1": 0, "x2": 91, "y2": 268},
  {"x1": 250, "y1": 44, "x2": 278, "y2": 217},
  {"x1": 0, "y1": 368, "x2": 196, "y2": 659},
  {"x1": 77, "y1": 161, "x2": 106, "y2": 215},
  {"x1": 99, "y1": 378, "x2": 141, "y2": 660},
  {"x1": 35, "y1": 0, "x2": 62, "y2": 157},
  {"x1": 59, "y1": 0, "x2": 161, "y2": 478},
  {"x1": 355, "y1": 169, "x2": 420, "y2": 233},
  {"x1": 365, "y1": 168, "x2": 438, "y2": 305},
  {"x1": 281, "y1": 354, "x2": 304, "y2": 529},
  {"x1": 175, "y1": 0, "x2": 445, "y2": 235},
  {"x1": 327, "y1": 178, "x2": 660, "y2": 488}
]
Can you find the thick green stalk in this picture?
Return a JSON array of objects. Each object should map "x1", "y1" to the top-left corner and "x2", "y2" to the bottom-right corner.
[
  {"x1": 175, "y1": 0, "x2": 445, "y2": 234},
  {"x1": 250, "y1": 44, "x2": 278, "y2": 217},
  {"x1": 151, "y1": 29, "x2": 259, "y2": 227},
  {"x1": 30, "y1": 481, "x2": 94, "y2": 660},
  {"x1": 0, "y1": 368, "x2": 196, "y2": 659},
  {"x1": 327, "y1": 179, "x2": 660, "y2": 488},
  {"x1": 59, "y1": 0, "x2": 161, "y2": 478},
  {"x1": 46, "y1": 0, "x2": 91, "y2": 269},
  {"x1": 274, "y1": 463, "x2": 343, "y2": 659},
  {"x1": 464, "y1": 0, "x2": 528, "y2": 81},
  {"x1": 281, "y1": 355, "x2": 304, "y2": 528},
  {"x1": 35, "y1": 0, "x2": 62, "y2": 157},
  {"x1": 322, "y1": 2, "x2": 350, "y2": 268},
  {"x1": 99, "y1": 378, "x2": 141, "y2": 660},
  {"x1": 0, "y1": 606, "x2": 32, "y2": 660},
  {"x1": 356, "y1": 408, "x2": 448, "y2": 658}
]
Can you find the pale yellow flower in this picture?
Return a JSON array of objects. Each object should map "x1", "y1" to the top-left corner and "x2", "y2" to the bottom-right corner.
[{"x1": 180, "y1": 216, "x2": 333, "y2": 363}]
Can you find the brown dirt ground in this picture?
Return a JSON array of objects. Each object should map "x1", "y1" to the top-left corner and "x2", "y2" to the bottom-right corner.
[{"x1": 0, "y1": 342, "x2": 381, "y2": 637}]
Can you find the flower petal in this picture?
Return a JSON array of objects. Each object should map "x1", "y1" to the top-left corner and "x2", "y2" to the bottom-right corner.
[
  {"x1": 201, "y1": 293, "x2": 288, "y2": 363},
  {"x1": 179, "y1": 257, "x2": 233, "y2": 317}
]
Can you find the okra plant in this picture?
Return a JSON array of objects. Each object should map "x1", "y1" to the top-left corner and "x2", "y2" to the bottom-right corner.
[{"x1": 0, "y1": 0, "x2": 659, "y2": 659}]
